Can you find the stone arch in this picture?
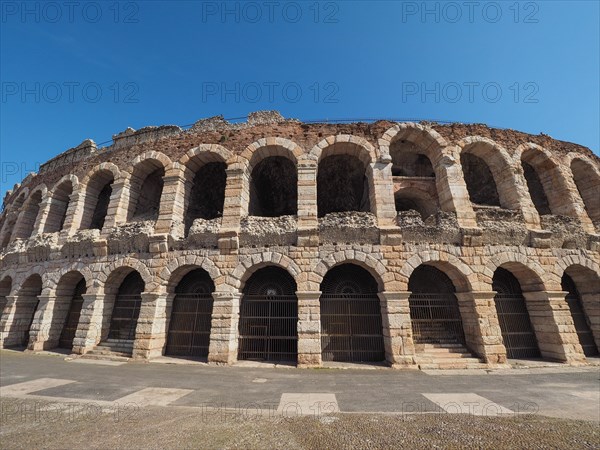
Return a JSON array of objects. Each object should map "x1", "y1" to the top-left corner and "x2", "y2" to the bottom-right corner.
[
  {"x1": 159, "y1": 255, "x2": 222, "y2": 294},
  {"x1": 378, "y1": 123, "x2": 450, "y2": 164},
  {"x1": 42, "y1": 263, "x2": 94, "y2": 297},
  {"x1": 553, "y1": 254, "x2": 600, "y2": 290},
  {"x1": 126, "y1": 152, "x2": 172, "y2": 222},
  {"x1": 240, "y1": 137, "x2": 304, "y2": 169},
  {"x1": 44, "y1": 175, "x2": 78, "y2": 233},
  {"x1": 517, "y1": 143, "x2": 577, "y2": 218},
  {"x1": 78, "y1": 163, "x2": 122, "y2": 230},
  {"x1": 0, "y1": 274, "x2": 13, "y2": 314},
  {"x1": 310, "y1": 135, "x2": 376, "y2": 165},
  {"x1": 180, "y1": 144, "x2": 232, "y2": 168},
  {"x1": 312, "y1": 250, "x2": 386, "y2": 292},
  {"x1": 228, "y1": 252, "x2": 301, "y2": 291},
  {"x1": 567, "y1": 154, "x2": 600, "y2": 225},
  {"x1": 485, "y1": 253, "x2": 548, "y2": 292},
  {"x1": 458, "y1": 137, "x2": 521, "y2": 210},
  {"x1": 13, "y1": 184, "x2": 47, "y2": 240},
  {"x1": 97, "y1": 257, "x2": 156, "y2": 294},
  {"x1": 400, "y1": 252, "x2": 477, "y2": 293},
  {"x1": 180, "y1": 145, "x2": 230, "y2": 233}
]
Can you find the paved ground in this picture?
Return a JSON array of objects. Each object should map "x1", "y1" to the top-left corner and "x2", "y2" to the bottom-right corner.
[{"x1": 1, "y1": 350, "x2": 598, "y2": 422}]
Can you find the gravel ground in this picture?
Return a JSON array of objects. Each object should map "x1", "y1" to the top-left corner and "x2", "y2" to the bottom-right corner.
[{"x1": 1, "y1": 398, "x2": 598, "y2": 449}]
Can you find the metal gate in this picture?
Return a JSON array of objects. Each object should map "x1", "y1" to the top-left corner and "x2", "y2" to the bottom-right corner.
[
  {"x1": 108, "y1": 272, "x2": 144, "y2": 341},
  {"x1": 408, "y1": 266, "x2": 466, "y2": 345},
  {"x1": 493, "y1": 268, "x2": 540, "y2": 359},
  {"x1": 58, "y1": 279, "x2": 86, "y2": 349},
  {"x1": 166, "y1": 270, "x2": 214, "y2": 358},
  {"x1": 562, "y1": 274, "x2": 598, "y2": 357},
  {"x1": 320, "y1": 265, "x2": 385, "y2": 362},
  {"x1": 238, "y1": 267, "x2": 298, "y2": 362}
]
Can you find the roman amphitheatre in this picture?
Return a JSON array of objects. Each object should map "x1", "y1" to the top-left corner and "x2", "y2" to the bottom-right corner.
[{"x1": 0, "y1": 111, "x2": 598, "y2": 370}]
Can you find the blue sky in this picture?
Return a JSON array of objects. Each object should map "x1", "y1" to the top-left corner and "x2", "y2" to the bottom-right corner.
[{"x1": 1, "y1": 1, "x2": 599, "y2": 198}]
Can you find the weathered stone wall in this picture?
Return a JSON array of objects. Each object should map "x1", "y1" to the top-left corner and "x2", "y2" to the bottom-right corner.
[{"x1": 0, "y1": 112, "x2": 598, "y2": 368}]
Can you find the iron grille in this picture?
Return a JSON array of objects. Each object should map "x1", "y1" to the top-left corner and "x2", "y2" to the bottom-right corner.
[
  {"x1": 409, "y1": 294, "x2": 466, "y2": 345},
  {"x1": 108, "y1": 294, "x2": 142, "y2": 340},
  {"x1": 320, "y1": 265, "x2": 384, "y2": 362},
  {"x1": 562, "y1": 274, "x2": 598, "y2": 357},
  {"x1": 238, "y1": 267, "x2": 298, "y2": 362},
  {"x1": 166, "y1": 293, "x2": 214, "y2": 357},
  {"x1": 493, "y1": 268, "x2": 540, "y2": 359},
  {"x1": 58, "y1": 279, "x2": 86, "y2": 350},
  {"x1": 238, "y1": 295, "x2": 298, "y2": 361}
]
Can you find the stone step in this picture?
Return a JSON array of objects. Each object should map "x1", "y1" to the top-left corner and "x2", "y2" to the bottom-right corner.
[
  {"x1": 419, "y1": 361, "x2": 488, "y2": 370},
  {"x1": 80, "y1": 353, "x2": 131, "y2": 362},
  {"x1": 419, "y1": 352, "x2": 476, "y2": 359}
]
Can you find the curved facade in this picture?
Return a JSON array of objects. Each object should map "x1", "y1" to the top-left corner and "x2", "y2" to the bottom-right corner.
[{"x1": 1, "y1": 111, "x2": 599, "y2": 369}]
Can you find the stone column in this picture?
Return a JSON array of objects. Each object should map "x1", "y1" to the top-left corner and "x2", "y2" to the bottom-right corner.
[
  {"x1": 580, "y1": 292, "x2": 600, "y2": 351},
  {"x1": 455, "y1": 291, "x2": 507, "y2": 364},
  {"x1": 218, "y1": 168, "x2": 244, "y2": 251},
  {"x1": 32, "y1": 195, "x2": 53, "y2": 236},
  {"x1": 297, "y1": 162, "x2": 318, "y2": 246},
  {"x1": 0, "y1": 295, "x2": 21, "y2": 347},
  {"x1": 208, "y1": 292, "x2": 241, "y2": 365},
  {"x1": 27, "y1": 295, "x2": 56, "y2": 351},
  {"x1": 369, "y1": 161, "x2": 397, "y2": 227},
  {"x1": 523, "y1": 290, "x2": 586, "y2": 364},
  {"x1": 155, "y1": 168, "x2": 189, "y2": 238},
  {"x1": 296, "y1": 291, "x2": 322, "y2": 368},
  {"x1": 378, "y1": 292, "x2": 416, "y2": 367},
  {"x1": 63, "y1": 189, "x2": 86, "y2": 235},
  {"x1": 132, "y1": 292, "x2": 170, "y2": 359},
  {"x1": 71, "y1": 293, "x2": 104, "y2": 355},
  {"x1": 437, "y1": 159, "x2": 479, "y2": 229},
  {"x1": 102, "y1": 180, "x2": 129, "y2": 231}
]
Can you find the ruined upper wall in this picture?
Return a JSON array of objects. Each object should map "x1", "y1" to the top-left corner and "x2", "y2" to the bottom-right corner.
[{"x1": 3, "y1": 111, "x2": 598, "y2": 209}]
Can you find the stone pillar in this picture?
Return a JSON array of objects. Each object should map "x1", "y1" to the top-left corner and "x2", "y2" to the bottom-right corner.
[
  {"x1": 437, "y1": 160, "x2": 479, "y2": 229},
  {"x1": 27, "y1": 295, "x2": 56, "y2": 351},
  {"x1": 71, "y1": 293, "x2": 104, "y2": 354},
  {"x1": 63, "y1": 190, "x2": 86, "y2": 235},
  {"x1": 523, "y1": 290, "x2": 586, "y2": 364},
  {"x1": 155, "y1": 168, "x2": 189, "y2": 238},
  {"x1": 132, "y1": 292, "x2": 170, "y2": 359},
  {"x1": 0, "y1": 295, "x2": 38, "y2": 348},
  {"x1": 378, "y1": 292, "x2": 416, "y2": 367},
  {"x1": 296, "y1": 291, "x2": 322, "y2": 368},
  {"x1": 208, "y1": 292, "x2": 241, "y2": 365},
  {"x1": 580, "y1": 292, "x2": 600, "y2": 352},
  {"x1": 32, "y1": 195, "x2": 53, "y2": 236},
  {"x1": 455, "y1": 291, "x2": 507, "y2": 364},
  {"x1": 218, "y1": 168, "x2": 244, "y2": 251},
  {"x1": 369, "y1": 162, "x2": 397, "y2": 227},
  {"x1": 102, "y1": 180, "x2": 129, "y2": 230},
  {"x1": 297, "y1": 162, "x2": 318, "y2": 231}
]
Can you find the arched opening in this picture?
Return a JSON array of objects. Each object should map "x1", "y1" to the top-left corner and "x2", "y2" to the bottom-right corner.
[
  {"x1": 492, "y1": 267, "x2": 540, "y2": 359},
  {"x1": 1, "y1": 217, "x2": 17, "y2": 248},
  {"x1": 11, "y1": 274, "x2": 42, "y2": 347},
  {"x1": 408, "y1": 265, "x2": 466, "y2": 347},
  {"x1": 107, "y1": 271, "x2": 144, "y2": 342},
  {"x1": 128, "y1": 160, "x2": 165, "y2": 222},
  {"x1": 460, "y1": 153, "x2": 500, "y2": 207},
  {"x1": 44, "y1": 180, "x2": 73, "y2": 233},
  {"x1": 394, "y1": 190, "x2": 438, "y2": 220},
  {"x1": 14, "y1": 190, "x2": 43, "y2": 239},
  {"x1": 0, "y1": 276, "x2": 12, "y2": 317},
  {"x1": 249, "y1": 156, "x2": 297, "y2": 217},
  {"x1": 238, "y1": 266, "x2": 298, "y2": 362},
  {"x1": 390, "y1": 140, "x2": 435, "y2": 177},
  {"x1": 53, "y1": 273, "x2": 87, "y2": 351},
  {"x1": 166, "y1": 269, "x2": 215, "y2": 358},
  {"x1": 522, "y1": 161, "x2": 551, "y2": 215},
  {"x1": 562, "y1": 269, "x2": 599, "y2": 357},
  {"x1": 317, "y1": 155, "x2": 370, "y2": 217},
  {"x1": 81, "y1": 170, "x2": 114, "y2": 230},
  {"x1": 319, "y1": 264, "x2": 384, "y2": 363},
  {"x1": 571, "y1": 158, "x2": 600, "y2": 224},
  {"x1": 185, "y1": 161, "x2": 227, "y2": 235}
]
